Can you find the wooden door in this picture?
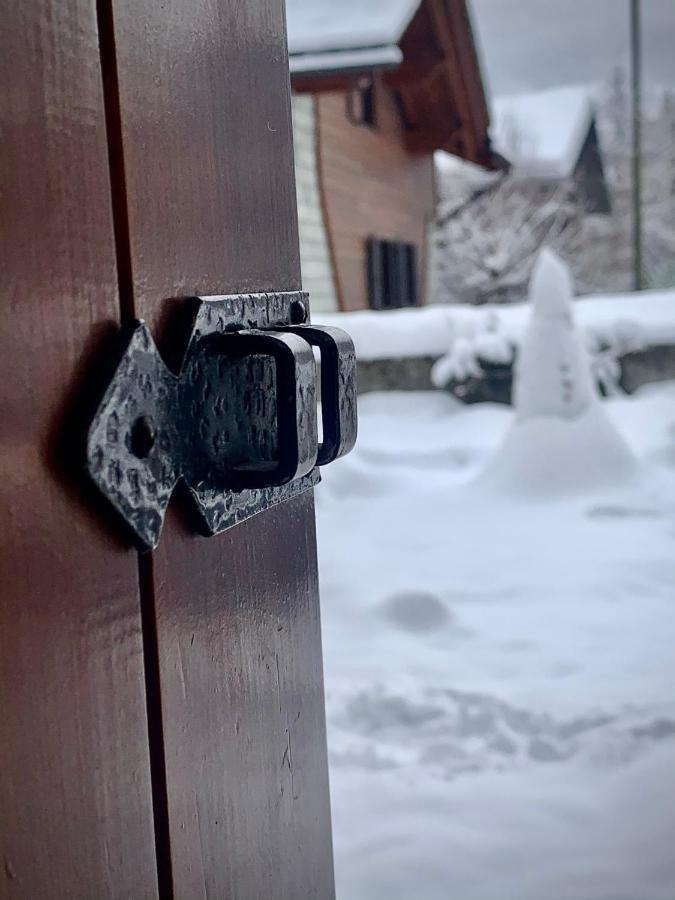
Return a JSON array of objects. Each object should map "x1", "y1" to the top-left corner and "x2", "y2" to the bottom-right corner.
[
  {"x1": 0, "y1": 2, "x2": 158, "y2": 896},
  {"x1": 1, "y1": 1, "x2": 335, "y2": 897}
]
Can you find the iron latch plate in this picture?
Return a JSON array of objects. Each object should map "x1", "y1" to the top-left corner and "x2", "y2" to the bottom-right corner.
[{"x1": 86, "y1": 292, "x2": 356, "y2": 549}]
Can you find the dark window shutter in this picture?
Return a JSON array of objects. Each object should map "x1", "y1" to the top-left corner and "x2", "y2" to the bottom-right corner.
[
  {"x1": 405, "y1": 243, "x2": 418, "y2": 306},
  {"x1": 367, "y1": 237, "x2": 384, "y2": 309},
  {"x1": 346, "y1": 82, "x2": 377, "y2": 129},
  {"x1": 361, "y1": 83, "x2": 376, "y2": 127},
  {"x1": 367, "y1": 238, "x2": 418, "y2": 309},
  {"x1": 382, "y1": 240, "x2": 398, "y2": 309},
  {"x1": 395, "y1": 243, "x2": 410, "y2": 309}
]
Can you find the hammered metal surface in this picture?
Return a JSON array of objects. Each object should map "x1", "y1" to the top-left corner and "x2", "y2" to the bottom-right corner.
[
  {"x1": 86, "y1": 322, "x2": 181, "y2": 549},
  {"x1": 86, "y1": 292, "x2": 356, "y2": 549},
  {"x1": 185, "y1": 328, "x2": 319, "y2": 538}
]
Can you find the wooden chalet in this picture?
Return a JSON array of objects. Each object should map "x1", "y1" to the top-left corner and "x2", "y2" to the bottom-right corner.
[{"x1": 285, "y1": 0, "x2": 498, "y2": 313}]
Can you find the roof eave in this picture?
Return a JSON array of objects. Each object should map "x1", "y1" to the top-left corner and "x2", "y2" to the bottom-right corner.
[{"x1": 289, "y1": 45, "x2": 402, "y2": 92}]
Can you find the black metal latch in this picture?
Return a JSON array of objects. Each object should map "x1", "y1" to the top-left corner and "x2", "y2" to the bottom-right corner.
[{"x1": 86, "y1": 292, "x2": 357, "y2": 549}]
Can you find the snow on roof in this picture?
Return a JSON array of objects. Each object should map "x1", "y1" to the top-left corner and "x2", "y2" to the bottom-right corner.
[
  {"x1": 285, "y1": 0, "x2": 420, "y2": 56},
  {"x1": 434, "y1": 151, "x2": 501, "y2": 209},
  {"x1": 289, "y1": 45, "x2": 402, "y2": 77},
  {"x1": 435, "y1": 151, "x2": 496, "y2": 185},
  {"x1": 491, "y1": 85, "x2": 595, "y2": 179}
]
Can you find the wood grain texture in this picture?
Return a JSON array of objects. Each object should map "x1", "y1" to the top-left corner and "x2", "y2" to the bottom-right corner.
[
  {"x1": 444, "y1": 0, "x2": 490, "y2": 153},
  {"x1": 0, "y1": 2, "x2": 158, "y2": 897},
  {"x1": 108, "y1": 0, "x2": 336, "y2": 894},
  {"x1": 426, "y1": 0, "x2": 479, "y2": 160},
  {"x1": 385, "y1": 0, "x2": 483, "y2": 159},
  {"x1": 316, "y1": 80, "x2": 435, "y2": 311}
]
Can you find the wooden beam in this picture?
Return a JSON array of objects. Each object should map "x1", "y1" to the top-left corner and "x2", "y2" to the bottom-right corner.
[
  {"x1": 293, "y1": 73, "x2": 361, "y2": 94},
  {"x1": 426, "y1": 0, "x2": 477, "y2": 160},
  {"x1": 385, "y1": 55, "x2": 445, "y2": 89},
  {"x1": 446, "y1": 0, "x2": 490, "y2": 140},
  {"x1": 107, "y1": 0, "x2": 336, "y2": 894}
]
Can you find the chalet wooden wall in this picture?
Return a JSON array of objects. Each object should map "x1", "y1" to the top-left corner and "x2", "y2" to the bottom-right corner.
[{"x1": 316, "y1": 77, "x2": 435, "y2": 312}]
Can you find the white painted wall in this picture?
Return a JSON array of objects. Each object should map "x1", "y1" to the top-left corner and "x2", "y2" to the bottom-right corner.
[{"x1": 291, "y1": 95, "x2": 339, "y2": 314}]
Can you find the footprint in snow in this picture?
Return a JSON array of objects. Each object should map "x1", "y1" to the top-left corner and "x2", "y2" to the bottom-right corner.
[{"x1": 379, "y1": 590, "x2": 452, "y2": 634}]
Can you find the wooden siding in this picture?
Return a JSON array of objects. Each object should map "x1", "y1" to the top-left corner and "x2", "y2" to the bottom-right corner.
[
  {"x1": 292, "y1": 95, "x2": 339, "y2": 313},
  {"x1": 316, "y1": 78, "x2": 435, "y2": 311}
]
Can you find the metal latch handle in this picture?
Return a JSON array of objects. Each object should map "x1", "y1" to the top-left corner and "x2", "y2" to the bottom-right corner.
[
  {"x1": 275, "y1": 325, "x2": 357, "y2": 466},
  {"x1": 199, "y1": 329, "x2": 318, "y2": 488}
]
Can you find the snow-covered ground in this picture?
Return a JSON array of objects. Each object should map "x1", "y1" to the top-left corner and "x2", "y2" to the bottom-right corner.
[{"x1": 315, "y1": 384, "x2": 675, "y2": 900}]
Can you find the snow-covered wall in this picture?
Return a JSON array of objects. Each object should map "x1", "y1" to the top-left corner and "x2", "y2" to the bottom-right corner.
[
  {"x1": 315, "y1": 289, "x2": 675, "y2": 361},
  {"x1": 291, "y1": 95, "x2": 338, "y2": 314}
]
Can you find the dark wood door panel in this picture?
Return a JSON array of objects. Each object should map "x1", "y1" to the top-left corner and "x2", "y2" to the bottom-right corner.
[
  {"x1": 108, "y1": 0, "x2": 336, "y2": 895},
  {"x1": 149, "y1": 497, "x2": 334, "y2": 898},
  {"x1": 0, "y1": 2, "x2": 158, "y2": 897},
  {"x1": 110, "y1": 0, "x2": 301, "y2": 305}
]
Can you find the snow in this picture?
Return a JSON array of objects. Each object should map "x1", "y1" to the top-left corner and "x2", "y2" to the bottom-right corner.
[
  {"x1": 318, "y1": 305, "x2": 459, "y2": 361},
  {"x1": 314, "y1": 287, "x2": 675, "y2": 362},
  {"x1": 475, "y1": 249, "x2": 638, "y2": 495},
  {"x1": 514, "y1": 249, "x2": 597, "y2": 420},
  {"x1": 478, "y1": 406, "x2": 637, "y2": 496},
  {"x1": 434, "y1": 150, "x2": 501, "y2": 212},
  {"x1": 315, "y1": 383, "x2": 675, "y2": 899},
  {"x1": 285, "y1": 0, "x2": 419, "y2": 56},
  {"x1": 435, "y1": 150, "x2": 498, "y2": 187},
  {"x1": 491, "y1": 85, "x2": 595, "y2": 179},
  {"x1": 289, "y1": 45, "x2": 402, "y2": 76}
]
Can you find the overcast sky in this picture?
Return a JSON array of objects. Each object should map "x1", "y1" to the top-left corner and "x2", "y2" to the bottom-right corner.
[{"x1": 470, "y1": 0, "x2": 675, "y2": 99}]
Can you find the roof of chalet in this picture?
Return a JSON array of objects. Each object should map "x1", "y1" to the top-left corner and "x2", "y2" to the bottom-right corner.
[
  {"x1": 491, "y1": 85, "x2": 595, "y2": 180},
  {"x1": 285, "y1": 0, "x2": 419, "y2": 74},
  {"x1": 285, "y1": 0, "x2": 498, "y2": 168}
]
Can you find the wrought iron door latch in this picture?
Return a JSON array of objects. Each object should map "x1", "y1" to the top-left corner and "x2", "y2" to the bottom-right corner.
[{"x1": 86, "y1": 292, "x2": 357, "y2": 549}]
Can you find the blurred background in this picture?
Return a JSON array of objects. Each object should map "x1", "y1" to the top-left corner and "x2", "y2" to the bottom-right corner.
[
  {"x1": 285, "y1": 1, "x2": 675, "y2": 897},
  {"x1": 287, "y1": 0, "x2": 675, "y2": 900}
]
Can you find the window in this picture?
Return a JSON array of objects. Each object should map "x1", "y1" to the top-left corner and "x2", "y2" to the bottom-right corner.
[
  {"x1": 367, "y1": 238, "x2": 418, "y2": 309},
  {"x1": 346, "y1": 81, "x2": 377, "y2": 128}
]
